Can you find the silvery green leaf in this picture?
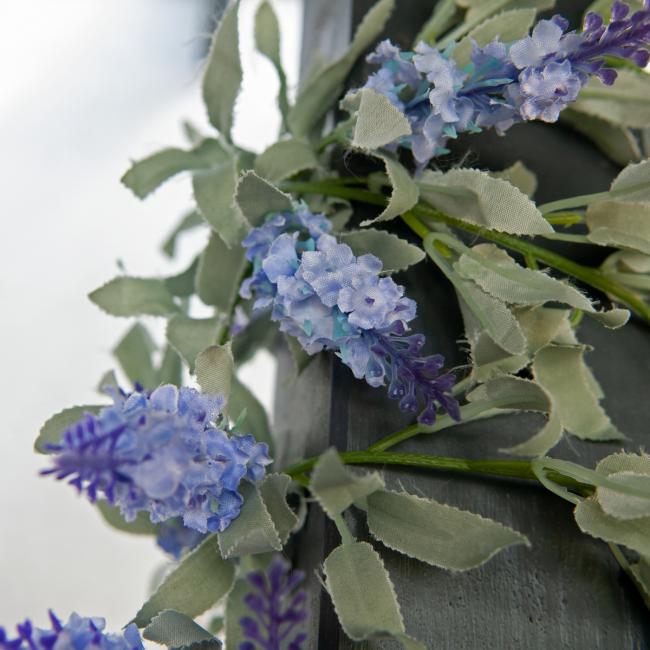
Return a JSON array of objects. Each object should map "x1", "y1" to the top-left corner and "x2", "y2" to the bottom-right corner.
[
  {"x1": 595, "y1": 453, "x2": 650, "y2": 520},
  {"x1": 586, "y1": 201, "x2": 650, "y2": 255},
  {"x1": 415, "y1": 0, "x2": 459, "y2": 44},
  {"x1": 254, "y1": 139, "x2": 318, "y2": 183},
  {"x1": 229, "y1": 376, "x2": 273, "y2": 449},
  {"x1": 560, "y1": 109, "x2": 641, "y2": 167},
  {"x1": 490, "y1": 160, "x2": 538, "y2": 198},
  {"x1": 345, "y1": 88, "x2": 411, "y2": 151},
  {"x1": 573, "y1": 70, "x2": 650, "y2": 128},
  {"x1": 134, "y1": 535, "x2": 235, "y2": 627},
  {"x1": 288, "y1": 0, "x2": 395, "y2": 136},
  {"x1": 258, "y1": 473, "x2": 298, "y2": 544},
  {"x1": 324, "y1": 542, "x2": 424, "y2": 649},
  {"x1": 284, "y1": 334, "x2": 314, "y2": 376},
  {"x1": 616, "y1": 250, "x2": 650, "y2": 273},
  {"x1": 195, "y1": 344, "x2": 234, "y2": 402},
  {"x1": 165, "y1": 257, "x2": 199, "y2": 298},
  {"x1": 144, "y1": 610, "x2": 220, "y2": 650},
  {"x1": 235, "y1": 171, "x2": 293, "y2": 227},
  {"x1": 35, "y1": 405, "x2": 103, "y2": 453},
  {"x1": 89, "y1": 277, "x2": 178, "y2": 317},
  {"x1": 193, "y1": 158, "x2": 248, "y2": 248},
  {"x1": 121, "y1": 139, "x2": 224, "y2": 199},
  {"x1": 202, "y1": 0, "x2": 242, "y2": 140},
  {"x1": 361, "y1": 154, "x2": 419, "y2": 225},
  {"x1": 97, "y1": 369, "x2": 119, "y2": 393},
  {"x1": 96, "y1": 502, "x2": 158, "y2": 536},
  {"x1": 338, "y1": 229, "x2": 424, "y2": 273},
  {"x1": 217, "y1": 482, "x2": 282, "y2": 558},
  {"x1": 455, "y1": 244, "x2": 593, "y2": 309},
  {"x1": 195, "y1": 233, "x2": 248, "y2": 312},
  {"x1": 533, "y1": 345, "x2": 623, "y2": 441},
  {"x1": 453, "y1": 9, "x2": 536, "y2": 68},
  {"x1": 574, "y1": 499, "x2": 650, "y2": 557},
  {"x1": 419, "y1": 168, "x2": 553, "y2": 235},
  {"x1": 162, "y1": 211, "x2": 205, "y2": 258},
  {"x1": 113, "y1": 323, "x2": 158, "y2": 388},
  {"x1": 158, "y1": 345, "x2": 183, "y2": 387},
  {"x1": 309, "y1": 448, "x2": 384, "y2": 518},
  {"x1": 166, "y1": 315, "x2": 222, "y2": 373},
  {"x1": 232, "y1": 313, "x2": 276, "y2": 365},
  {"x1": 254, "y1": 1, "x2": 289, "y2": 124},
  {"x1": 367, "y1": 489, "x2": 529, "y2": 571},
  {"x1": 517, "y1": 306, "x2": 571, "y2": 355},
  {"x1": 607, "y1": 157, "x2": 650, "y2": 203},
  {"x1": 224, "y1": 579, "x2": 249, "y2": 650}
]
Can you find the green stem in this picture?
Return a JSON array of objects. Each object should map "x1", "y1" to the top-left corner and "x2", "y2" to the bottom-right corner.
[{"x1": 538, "y1": 181, "x2": 650, "y2": 214}]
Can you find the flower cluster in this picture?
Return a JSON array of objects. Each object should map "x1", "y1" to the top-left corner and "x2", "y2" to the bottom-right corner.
[
  {"x1": 240, "y1": 204, "x2": 458, "y2": 424},
  {"x1": 42, "y1": 384, "x2": 271, "y2": 534},
  {"x1": 156, "y1": 517, "x2": 207, "y2": 559},
  {"x1": 239, "y1": 556, "x2": 308, "y2": 650},
  {"x1": 364, "y1": 0, "x2": 650, "y2": 166},
  {"x1": 0, "y1": 611, "x2": 142, "y2": 650}
]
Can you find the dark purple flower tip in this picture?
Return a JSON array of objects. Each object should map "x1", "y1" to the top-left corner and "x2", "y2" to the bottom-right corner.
[
  {"x1": 584, "y1": 11, "x2": 604, "y2": 31},
  {"x1": 239, "y1": 617, "x2": 260, "y2": 636},
  {"x1": 612, "y1": 0, "x2": 631, "y2": 20},
  {"x1": 243, "y1": 593, "x2": 265, "y2": 612},
  {"x1": 597, "y1": 67, "x2": 618, "y2": 84},
  {"x1": 239, "y1": 643, "x2": 256, "y2": 650},
  {"x1": 288, "y1": 634, "x2": 308, "y2": 650},
  {"x1": 247, "y1": 571, "x2": 267, "y2": 591},
  {"x1": 631, "y1": 48, "x2": 650, "y2": 66}
]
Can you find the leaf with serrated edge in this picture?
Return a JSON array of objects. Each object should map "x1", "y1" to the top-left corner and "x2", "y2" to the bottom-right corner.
[
  {"x1": 144, "y1": 610, "x2": 219, "y2": 649},
  {"x1": 367, "y1": 490, "x2": 529, "y2": 571},
  {"x1": 419, "y1": 168, "x2": 552, "y2": 235},
  {"x1": 288, "y1": 0, "x2": 395, "y2": 136},
  {"x1": 309, "y1": 448, "x2": 384, "y2": 518},
  {"x1": 163, "y1": 211, "x2": 205, "y2": 259},
  {"x1": 134, "y1": 535, "x2": 235, "y2": 627},
  {"x1": 202, "y1": 1, "x2": 242, "y2": 140},
  {"x1": 113, "y1": 323, "x2": 158, "y2": 389},
  {"x1": 195, "y1": 232, "x2": 248, "y2": 312},
  {"x1": 195, "y1": 344, "x2": 234, "y2": 403},
  {"x1": 595, "y1": 453, "x2": 650, "y2": 520},
  {"x1": 258, "y1": 474, "x2": 298, "y2": 544},
  {"x1": 35, "y1": 405, "x2": 103, "y2": 453},
  {"x1": 166, "y1": 315, "x2": 222, "y2": 373},
  {"x1": 339, "y1": 229, "x2": 424, "y2": 273},
  {"x1": 608, "y1": 158, "x2": 650, "y2": 203},
  {"x1": 533, "y1": 345, "x2": 623, "y2": 441},
  {"x1": 217, "y1": 482, "x2": 282, "y2": 558},
  {"x1": 235, "y1": 171, "x2": 293, "y2": 227},
  {"x1": 89, "y1": 277, "x2": 178, "y2": 318},
  {"x1": 491, "y1": 161, "x2": 538, "y2": 198},
  {"x1": 254, "y1": 140, "x2": 318, "y2": 183},
  {"x1": 586, "y1": 201, "x2": 650, "y2": 255}
]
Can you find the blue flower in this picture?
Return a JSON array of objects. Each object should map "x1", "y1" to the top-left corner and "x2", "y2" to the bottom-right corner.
[
  {"x1": 42, "y1": 384, "x2": 272, "y2": 534},
  {"x1": 239, "y1": 556, "x2": 308, "y2": 650},
  {"x1": 0, "y1": 611, "x2": 143, "y2": 650},
  {"x1": 240, "y1": 207, "x2": 458, "y2": 425},
  {"x1": 156, "y1": 518, "x2": 207, "y2": 559}
]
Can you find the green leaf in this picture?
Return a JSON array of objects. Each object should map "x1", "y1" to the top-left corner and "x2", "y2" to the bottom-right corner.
[
  {"x1": 157, "y1": 345, "x2": 183, "y2": 387},
  {"x1": 258, "y1": 473, "x2": 298, "y2": 545},
  {"x1": 217, "y1": 482, "x2": 282, "y2": 558},
  {"x1": 630, "y1": 556, "x2": 650, "y2": 607},
  {"x1": 254, "y1": 140, "x2": 318, "y2": 183},
  {"x1": 560, "y1": 109, "x2": 641, "y2": 167},
  {"x1": 419, "y1": 168, "x2": 553, "y2": 235},
  {"x1": 452, "y1": 9, "x2": 536, "y2": 68},
  {"x1": 113, "y1": 323, "x2": 158, "y2": 388},
  {"x1": 533, "y1": 345, "x2": 623, "y2": 441},
  {"x1": 35, "y1": 404, "x2": 103, "y2": 453},
  {"x1": 193, "y1": 157, "x2": 248, "y2": 248},
  {"x1": 229, "y1": 376, "x2": 273, "y2": 449},
  {"x1": 232, "y1": 312, "x2": 276, "y2": 365},
  {"x1": 195, "y1": 344, "x2": 234, "y2": 403},
  {"x1": 97, "y1": 369, "x2": 119, "y2": 393},
  {"x1": 586, "y1": 201, "x2": 650, "y2": 255},
  {"x1": 574, "y1": 498, "x2": 650, "y2": 557},
  {"x1": 121, "y1": 139, "x2": 225, "y2": 199},
  {"x1": 324, "y1": 542, "x2": 424, "y2": 648},
  {"x1": 309, "y1": 448, "x2": 384, "y2": 518},
  {"x1": 367, "y1": 489, "x2": 529, "y2": 571},
  {"x1": 195, "y1": 233, "x2": 248, "y2": 312},
  {"x1": 96, "y1": 501, "x2": 158, "y2": 536},
  {"x1": 166, "y1": 315, "x2": 222, "y2": 373},
  {"x1": 345, "y1": 88, "x2": 411, "y2": 151},
  {"x1": 89, "y1": 277, "x2": 178, "y2": 317},
  {"x1": 162, "y1": 211, "x2": 205, "y2": 258},
  {"x1": 490, "y1": 161, "x2": 538, "y2": 198},
  {"x1": 224, "y1": 579, "x2": 249, "y2": 650},
  {"x1": 284, "y1": 334, "x2": 314, "y2": 376},
  {"x1": 202, "y1": 0, "x2": 242, "y2": 140},
  {"x1": 134, "y1": 535, "x2": 235, "y2": 627},
  {"x1": 339, "y1": 228, "x2": 424, "y2": 273},
  {"x1": 254, "y1": 1, "x2": 290, "y2": 125},
  {"x1": 607, "y1": 157, "x2": 650, "y2": 204},
  {"x1": 235, "y1": 171, "x2": 293, "y2": 227},
  {"x1": 415, "y1": 0, "x2": 459, "y2": 44},
  {"x1": 573, "y1": 70, "x2": 650, "y2": 128},
  {"x1": 288, "y1": 0, "x2": 395, "y2": 136},
  {"x1": 165, "y1": 257, "x2": 200, "y2": 298},
  {"x1": 595, "y1": 453, "x2": 650, "y2": 520},
  {"x1": 144, "y1": 610, "x2": 220, "y2": 649}
]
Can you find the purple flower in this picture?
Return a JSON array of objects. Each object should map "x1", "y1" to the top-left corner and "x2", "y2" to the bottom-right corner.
[
  {"x1": 240, "y1": 206, "x2": 458, "y2": 424},
  {"x1": 42, "y1": 384, "x2": 271, "y2": 534},
  {"x1": 239, "y1": 556, "x2": 308, "y2": 650},
  {"x1": 0, "y1": 611, "x2": 143, "y2": 650}
]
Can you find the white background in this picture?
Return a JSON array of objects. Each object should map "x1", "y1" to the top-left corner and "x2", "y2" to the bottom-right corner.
[{"x1": 0, "y1": 0, "x2": 302, "y2": 630}]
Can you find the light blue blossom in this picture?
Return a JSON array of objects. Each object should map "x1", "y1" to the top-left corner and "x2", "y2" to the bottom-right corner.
[{"x1": 42, "y1": 384, "x2": 271, "y2": 534}]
